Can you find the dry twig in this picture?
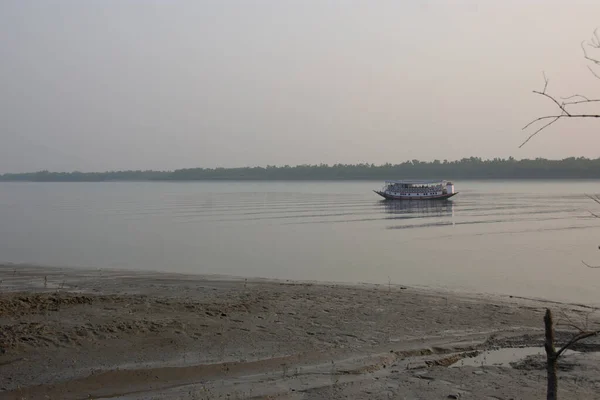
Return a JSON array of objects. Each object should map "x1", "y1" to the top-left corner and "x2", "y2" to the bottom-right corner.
[{"x1": 521, "y1": 31, "x2": 600, "y2": 148}]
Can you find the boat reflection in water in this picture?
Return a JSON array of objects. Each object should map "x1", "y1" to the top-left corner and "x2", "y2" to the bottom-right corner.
[
  {"x1": 380, "y1": 199, "x2": 456, "y2": 229},
  {"x1": 380, "y1": 199, "x2": 455, "y2": 218}
]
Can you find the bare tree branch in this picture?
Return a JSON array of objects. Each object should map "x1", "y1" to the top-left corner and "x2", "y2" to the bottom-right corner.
[
  {"x1": 523, "y1": 114, "x2": 600, "y2": 129},
  {"x1": 562, "y1": 94, "x2": 591, "y2": 101},
  {"x1": 582, "y1": 41, "x2": 600, "y2": 65},
  {"x1": 562, "y1": 99, "x2": 600, "y2": 106},
  {"x1": 556, "y1": 330, "x2": 600, "y2": 359},
  {"x1": 520, "y1": 95, "x2": 600, "y2": 148},
  {"x1": 533, "y1": 90, "x2": 571, "y2": 116},
  {"x1": 585, "y1": 194, "x2": 600, "y2": 205},
  {"x1": 582, "y1": 260, "x2": 600, "y2": 269},
  {"x1": 587, "y1": 65, "x2": 600, "y2": 80},
  {"x1": 558, "y1": 310, "x2": 587, "y2": 333},
  {"x1": 591, "y1": 28, "x2": 600, "y2": 48},
  {"x1": 582, "y1": 36, "x2": 600, "y2": 79},
  {"x1": 522, "y1": 115, "x2": 562, "y2": 130},
  {"x1": 519, "y1": 116, "x2": 562, "y2": 148},
  {"x1": 588, "y1": 210, "x2": 600, "y2": 218},
  {"x1": 520, "y1": 111, "x2": 600, "y2": 149},
  {"x1": 522, "y1": 31, "x2": 600, "y2": 148},
  {"x1": 556, "y1": 322, "x2": 585, "y2": 333}
]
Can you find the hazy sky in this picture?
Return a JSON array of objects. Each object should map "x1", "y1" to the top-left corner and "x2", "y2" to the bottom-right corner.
[{"x1": 1, "y1": 1, "x2": 600, "y2": 172}]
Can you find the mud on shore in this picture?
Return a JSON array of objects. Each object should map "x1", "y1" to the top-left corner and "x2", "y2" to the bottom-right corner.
[{"x1": 1, "y1": 264, "x2": 600, "y2": 399}]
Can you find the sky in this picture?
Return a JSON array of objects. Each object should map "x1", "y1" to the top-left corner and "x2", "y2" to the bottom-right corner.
[{"x1": 1, "y1": 0, "x2": 600, "y2": 173}]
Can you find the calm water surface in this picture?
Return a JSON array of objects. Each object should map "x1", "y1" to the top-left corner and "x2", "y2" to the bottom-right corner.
[{"x1": 1, "y1": 180, "x2": 600, "y2": 304}]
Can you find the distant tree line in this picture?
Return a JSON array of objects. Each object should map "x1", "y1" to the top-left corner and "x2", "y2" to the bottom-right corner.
[
  {"x1": 0, "y1": 170, "x2": 170, "y2": 182},
  {"x1": 2, "y1": 157, "x2": 600, "y2": 181}
]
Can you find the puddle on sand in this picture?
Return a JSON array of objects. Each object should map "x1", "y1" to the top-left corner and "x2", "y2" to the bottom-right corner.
[{"x1": 451, "y1": 347, "x2": 546, "y2": 367}]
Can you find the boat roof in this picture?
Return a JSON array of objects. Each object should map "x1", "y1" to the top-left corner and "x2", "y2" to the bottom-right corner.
[{"x1": 385, "y1": 179, "x2": 446, "y2": 184}]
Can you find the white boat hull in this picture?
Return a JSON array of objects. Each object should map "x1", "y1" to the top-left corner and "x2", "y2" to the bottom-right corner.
[{"x1": 374, "y1": 190, "x2": 458, "y2": 200}]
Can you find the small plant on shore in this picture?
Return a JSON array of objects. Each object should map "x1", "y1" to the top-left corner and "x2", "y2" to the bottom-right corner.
[{"x1": 542, "y1": 309, "x2": 600, "y2": 400}]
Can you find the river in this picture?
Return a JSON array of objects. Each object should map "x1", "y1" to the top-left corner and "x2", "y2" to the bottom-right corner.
[{"x1": 1, "y1": 180, "x2": 600, "y2": 304}]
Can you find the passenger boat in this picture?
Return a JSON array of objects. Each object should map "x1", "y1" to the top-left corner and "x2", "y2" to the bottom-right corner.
[{"x1": 374, "y1": 180, "x2": 457, "y2": 200}]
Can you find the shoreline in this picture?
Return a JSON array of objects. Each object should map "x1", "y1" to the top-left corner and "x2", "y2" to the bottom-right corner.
[
  {"x1": 2, "y1": 262, "x2": 596, "y2": 310},
  {"x1": 1, "y1": 264, "x2": 599, "y2": 399}
]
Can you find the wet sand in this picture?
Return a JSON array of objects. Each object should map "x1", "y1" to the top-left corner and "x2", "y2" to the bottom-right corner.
[{"x1": 1, "y1": 264, "x2": 600, "y2": 399}]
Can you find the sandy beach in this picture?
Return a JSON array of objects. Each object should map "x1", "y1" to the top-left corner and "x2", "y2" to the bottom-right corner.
[{"x1": 1, "y1": 264, "x2": 600, "y2": 400}]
